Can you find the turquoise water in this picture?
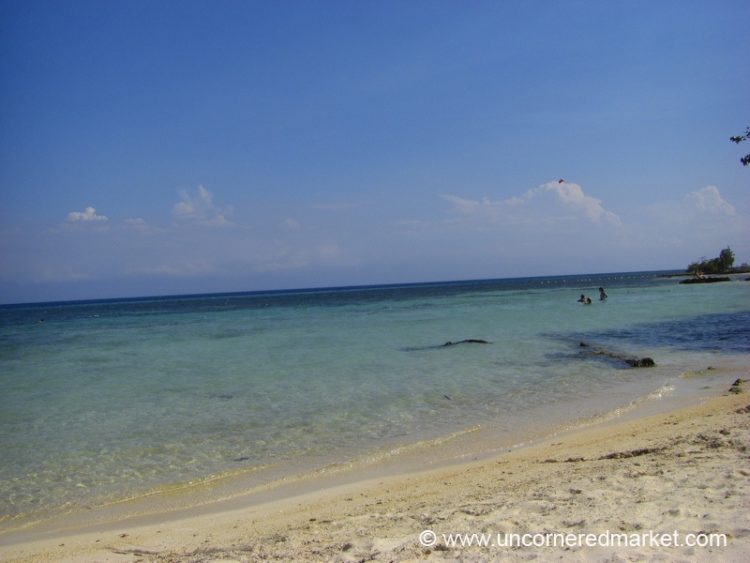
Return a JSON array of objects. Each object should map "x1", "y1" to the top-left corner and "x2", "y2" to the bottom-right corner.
[{"x1": 1, "y1": 272, "x2": 748, "y2": 525}]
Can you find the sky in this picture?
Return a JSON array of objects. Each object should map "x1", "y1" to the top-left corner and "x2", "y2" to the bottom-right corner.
[{"x1": 1, "y1": 0, "x2": 749, "y2": 304}]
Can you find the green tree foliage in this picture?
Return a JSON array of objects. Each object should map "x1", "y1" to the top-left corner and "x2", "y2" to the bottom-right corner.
[
  {"x1": 687, "y1": 246, "x2": 735, "y2": 274},
  {"x1": 730, "y1": 126, "x2": 750, "y2": 166}
]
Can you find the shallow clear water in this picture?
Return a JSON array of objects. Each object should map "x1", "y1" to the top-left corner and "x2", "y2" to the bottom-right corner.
[{"x1": 1, "y1": 272, "x2": 748, "y2": 523}]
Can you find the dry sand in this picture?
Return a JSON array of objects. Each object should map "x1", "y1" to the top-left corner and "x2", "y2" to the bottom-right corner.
[{"x1": 2, "y1": 382, "x2": 749, "y2": 562}]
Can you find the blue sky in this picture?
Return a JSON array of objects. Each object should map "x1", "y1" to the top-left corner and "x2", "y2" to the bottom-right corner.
[{"x1": 1, "y1": 0, "x2": 748, "y2": 303}]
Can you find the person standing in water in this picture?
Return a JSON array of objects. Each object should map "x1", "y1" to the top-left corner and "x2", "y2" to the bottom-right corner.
[{"x1": 599, "y1": 287, "x2": 608, "y2": 301}]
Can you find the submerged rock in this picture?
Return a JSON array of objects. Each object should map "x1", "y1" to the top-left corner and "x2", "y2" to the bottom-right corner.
[
  {"x1": 442, "y1": 339, "x2": 490, "y2": 347},
  {"x1": 625, "y1": 357, "x2": 656, "y2": 368},
  {"x1": 402, "y1": 338, "x2": 490, "y2": 352},
  {"x1": 579, "y1": 341, "x2": 656, "y2": 368},
  {"x1": 729, "y1": 378, "x2": 747, "y2": 394}
]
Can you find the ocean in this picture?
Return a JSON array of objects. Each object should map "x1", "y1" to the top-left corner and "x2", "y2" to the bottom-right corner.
[{"x1": 1, "y1": 271, "x2": 749, "y2": 528}]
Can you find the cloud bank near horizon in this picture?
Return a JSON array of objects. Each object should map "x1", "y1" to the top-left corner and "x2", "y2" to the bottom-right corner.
[{"x1": 1, "y1": 181, "x2": 747, "y2": 302}]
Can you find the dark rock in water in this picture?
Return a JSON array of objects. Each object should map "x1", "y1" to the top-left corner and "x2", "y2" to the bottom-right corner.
[
  {"x1": 578, "y1": 341, "x2": 656, "y2": 368},
  {"x1": 625, "y1": 357, "x2": 656, "y2": 368},
  {"x1": 442, "y1": 339, "x2": 490, "y2": 347},
  {"x1": 233, "y1": 456, "x2": 251, "y2": 462},
  {"x1": 402, "y1": 338, "x2": 490, "y2": 352},
  {"x1": 729, "y1": 378, "x2": 747, "y2": 394},
  {"x1": 679, "y1": 277, "x2": 731, "y2": 284}
]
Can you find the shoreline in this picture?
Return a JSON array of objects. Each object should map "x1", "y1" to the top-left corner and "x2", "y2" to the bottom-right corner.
[
  {"x1": 1, "y1": 368, "x2": 748, "y2": 561},
  {"x1": 0, "y1": 359, "x2": 732, "y2": 538}
]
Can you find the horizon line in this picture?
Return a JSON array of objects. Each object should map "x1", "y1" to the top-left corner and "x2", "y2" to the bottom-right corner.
[{"x1": 0, "y1": 268, "x2": 688, "y2": 308}]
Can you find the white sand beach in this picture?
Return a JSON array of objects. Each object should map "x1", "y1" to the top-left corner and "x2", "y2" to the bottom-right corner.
[{"x1": 2, "y1": 374, "x2": 749, "y2": 562}]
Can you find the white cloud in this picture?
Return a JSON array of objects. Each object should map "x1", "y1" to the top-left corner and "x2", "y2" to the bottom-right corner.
[
  {"x1": 685, "y1": 185, "x2": 736, "y2": 216},
  {"x1": 123, "y1": 217, "x2": 160, "y2": 234},
  {"x1": 442, "y1": 180, "x2": 621, "y2": 226},
  {"x1": 440, "y1": 194, "x2": 486, "y2": 214},
  {"x1": 614, "y1": 184, "x2": 748, "y2": 267},
  {"x1": 642, "y1": 185, "x2": 739, "y2": 224},
  {"x1": 67, "y1": 206, "x2": 108, "y2": 222},
  {"x1": 253, "y1": 240, "x2": 347, "y2": 273},
  {"x1": 284, "y1": 218, "x2": 302, "y2": 230},
  {"x1": 173, "y1": 185, "x2": 232, "y2": 226},
  {"x1": 530, "y1": 181, "x2": 622, "y2": 225}
]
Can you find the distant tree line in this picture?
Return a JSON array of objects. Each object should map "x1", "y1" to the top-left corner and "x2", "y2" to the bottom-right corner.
[{"x1": 687, "y1": 247, "x2": 736, "y2": 275}]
